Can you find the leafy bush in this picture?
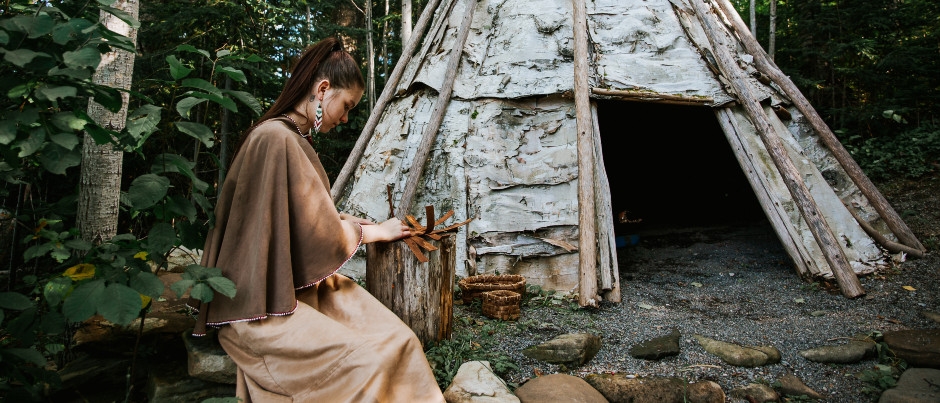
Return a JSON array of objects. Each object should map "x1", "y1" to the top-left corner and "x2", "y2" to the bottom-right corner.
[
  {"x1": 844, "y1": 115, "x2": 940, "y2": 181},
  {"x1": 424, "y1": 315, "x2": 519, "y2": 391}
]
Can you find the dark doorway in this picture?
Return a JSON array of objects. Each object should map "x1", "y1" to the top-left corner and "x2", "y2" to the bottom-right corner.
[{"x1": 596, "y1": 100, "x2": 767, "y2": 238}]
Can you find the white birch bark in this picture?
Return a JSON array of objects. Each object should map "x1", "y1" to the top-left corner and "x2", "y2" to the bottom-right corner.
[
  {"x1": 78, "y1": 0, "x2": 139, "y2": 244},
  {"x1": 402, "y1": 0, "x2": 413, "y2": 45}
]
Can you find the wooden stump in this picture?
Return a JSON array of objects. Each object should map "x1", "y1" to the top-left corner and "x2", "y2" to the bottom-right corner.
[{"x1": 366, "y1": 233, "x2": 455, "y2": 346}]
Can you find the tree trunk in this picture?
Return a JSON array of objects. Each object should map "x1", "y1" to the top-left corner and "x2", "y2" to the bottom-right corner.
[
  {"x1": 366, "y1": 0, "x2": 376, "y2": 111},
  {"x1": 381, "y1": 0, "x2": 390, "y2": 81},
  {"x1": 768, "y1": 0, "x2": 776, "y2": 61},
  {"x1": 78, "y1": 0, "x2": 139, "y2": 245},
  {"x1": 366, "y1": 234, "x2": 455, "y2": 346},
  {"x1": 749, "y1": 0, "x2": 757, "y2": 37},
  {"x1": 401, "y1": 0, "x2": 413, "y2": 46}
]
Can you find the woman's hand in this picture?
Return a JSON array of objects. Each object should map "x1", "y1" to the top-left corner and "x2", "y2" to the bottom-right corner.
[{"x1": 360, "y1": 217, "x2": 413, "y2": 243}]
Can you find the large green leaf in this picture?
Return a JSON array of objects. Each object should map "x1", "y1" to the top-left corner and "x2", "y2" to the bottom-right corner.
[
  {"x1": 169, "y1": 279, "x2": 194, "y2": 298},
  {"x1": 0, "y1": 30, "x2": 9, "y2": 45},
  {"x1": 6, "y1": 348, "x2": 46, "y2": 367},
  {"x1": 40, "y1": 311, "x2": 67, "y2": 335},
  {"x1": 130, "y1": 271, "x2": 164, "y2": 299},
  {"x1": 0, "y1": 292, "x2": 33, "y2": 310},
  {"x1": 39, "y1": 143, "x2": 81, "y2": 175},
  {"x1": 175, "y1": 44, "x2": 211, "y2": 59},
  {"x1": 43, "y1": 277, "x2": 73, "y2": 308},
  {"x1": 15, "y1": 128, "x2": 45, "y2": 158},
  {"x1": 98, "y1": 1, "x2": 141, "y2": 29},
  {"x1": 146, "y1": 222, "x2": 177, "y2": 257},
  {"x1": 185, "y1": 91, "x2": 238, "y2": 113},
  {"x1": 126, "y1": 104, "x2": 162, "y2": 142},
  {"x1": 167, "y1": 194, "x2": 198, "y2": 221},
  {"x1": 52, "y1": 112, "x2": 90, "y2": 131},
  {"x1": 0, "y1": 119, "x2": 16, "y2": 145},
  {"x1": 1, "y1": 13, "x2": 55, "y2": 38},
  {"x1": 151, "y1": 153, "x2": 208, "y2": 192},
  {"x1": 63, "y1": 47, "x2": 101, "y2": 69},
  {"x1": 50, "y1": 133, "x2": 80, "y2": 150},
  {"x1": 98, "y1": 283, "x2": 142, "y2": 325},
  {"x1": 166, "y1": 55, "x2": 193, "y2": 80},
  {"x1": 181, "y1": 78, "x2": 223, "y2": 97},
  {"x1": 216, "y1": 66, "x2": 246, "y2": 84},
  {"x1": 190, "y1": 283, "x2": 214, "y2": 302},
  {"x1": 84, "y1": 122, "x2": 118, "y2": 145},
  {"x1": 224, "y1": 90, "x2": 262, "y2": 116},
  {"x1": 176, "y1": 121, "x2": 215, "y2": 148},
  {"x1": 52, "y1": 18, "x2": 95, "y2": 45},
  {"x1": 2, "y1": 48, "x2": 51, "y2": 67},
  {"x1": 62, "y1": 279, "x2": 105, "y2": 323},
  {"x1": 36, "y1": 85, "x2": 78, "y2": 102},
  {"x1": 206, "y1": 276, "x2": 236, "y2": 299},
  {"x1": 48, "y1": 66, "x2": 93, "y2": 80},
  {"x1": 176, "y1": 96, "x2": 207, "y2": 119},
  {"x1": 126, "y1": 174, "x2": 170, "y2": 210},
  {"x1": 94, "y1": 26, "x2": 137, "y2": 53}
]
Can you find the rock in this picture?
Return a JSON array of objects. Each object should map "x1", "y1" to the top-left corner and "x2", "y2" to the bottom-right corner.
[
  {"x1": 777, "y1": 373, "x2": 824, "y2": 400},
  {"x1": 922, "y1": 310, "x2": 940, "y2": 325},
  {"x1": 56, "y1": 353, "x2": 130, "y2": 390},
  {"x1": 147, "y1": 361, "x2": 235, "y2": 403},
  {"x1": 693, "y1": 335, "x2": 780, "y2": 367},
  {"x1": 883, "y1": 329, "x2": 940, "y2": 369},
  {"x1": 522, "y1": 333, "x2": 602, "y2": 367},
  {"x1": 799, "y1": 334, "x2": 876, "y2": 364},
  {"x1": 878, "y1": 368, "x2": 940, "y2": 403},
  {"x1": 514, "y1": 373, "x2": 608, "y2": 403},
  {"x1": 629, "y1": 328, "x2": 680, "y2": 360},
  {"x1": 729, "y1": 383, "x2": 779, "y2": 402},
  {"x1": 183, "y1": 330, "x2": 237, "y2": 384},
  {"x1": 584, "y1": 373, "x2": 724, "y2": 403},
  {"x1": 443, "y1": 361, "x2": 520, "y2": 403}
]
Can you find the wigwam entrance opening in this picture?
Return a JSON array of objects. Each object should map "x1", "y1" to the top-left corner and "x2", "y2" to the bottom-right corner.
[{"x1": 597, "y1": 100, "x2": 767, "y2": 240}]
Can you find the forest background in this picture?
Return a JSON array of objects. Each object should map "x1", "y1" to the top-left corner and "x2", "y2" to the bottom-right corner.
[{"x1": 0, "y1": 0, "x2": 937, "y2": 401}]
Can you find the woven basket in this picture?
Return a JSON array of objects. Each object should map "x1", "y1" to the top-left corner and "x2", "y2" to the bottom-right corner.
[
  {"x1": 458, "y1": 274, "x2": 526, "y2": 304},
  {"x1": 482, "y1": 290, "x2": 521, "y2": 321}
]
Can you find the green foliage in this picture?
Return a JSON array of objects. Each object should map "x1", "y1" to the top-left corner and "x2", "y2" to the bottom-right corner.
[
  {"x1": 424, "y1": 315, "x2": 520, "y2": 391},
  {"x1": 845, "y1": 121, "x2": 940, "y2": 181},
  {"x1": 855, "y1": 331, "x2": 907, "y2": 397}
]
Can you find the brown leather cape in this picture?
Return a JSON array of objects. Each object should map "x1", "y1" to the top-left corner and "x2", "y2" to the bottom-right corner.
[{"x1": 190, "y1": 118, "x2": 362, "y2": 336}]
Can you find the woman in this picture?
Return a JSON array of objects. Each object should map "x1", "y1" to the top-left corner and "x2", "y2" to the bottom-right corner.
[{"x1": 190, "y1": 37, "x2": 445, "y2": 403}]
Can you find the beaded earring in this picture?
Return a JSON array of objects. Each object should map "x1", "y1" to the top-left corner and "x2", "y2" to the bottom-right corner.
[{"x1": 313, "y1": 103, "x2": 323, "y2": 134}]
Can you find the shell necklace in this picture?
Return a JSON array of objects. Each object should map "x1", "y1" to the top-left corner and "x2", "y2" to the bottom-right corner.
[{"x1": 281, "y1": 113, "x2": 313, "y2": 146}]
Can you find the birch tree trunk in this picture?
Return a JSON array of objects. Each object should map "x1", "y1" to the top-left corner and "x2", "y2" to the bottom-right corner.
[
  {"x1": 768, "y1": 0, "x2": 776, "y2": 61},
  {"x1": 366, "y1": 0, "x2": 376, "y2": 111},
  {"x1": 401, "y1": 0, "x2": 413, "y2": 45},
  {"x1": 78, "y1": 0, "x2": 139, "y2": 245},
  {"x1": 749, "y1": 0, "x2": 757, "y2": 37},
  {"x1": 381, "y1": 0, "x2": 390, "y2": 80}
]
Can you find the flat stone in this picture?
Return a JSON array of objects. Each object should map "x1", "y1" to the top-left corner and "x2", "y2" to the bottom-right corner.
[
  {"x1": 693, "y1": 335, "x2": 780, "y2": 367},
  {"x1": 183, "y1": 330, "x2": 237, "y2": 384},
  {"x1": 729, "y1": 383, "x2": 779, "y2": 402},
  {"x1": 584, "y1": 373, "x2": 724, "y2": 403},
  {"x1": 443, "y1": 361, "x2": 520, "y2": 403},
  {"x1": 56, "y1": 353, "x2": 129, "y2": 390},
  {"x1": 878, "y1": 368, "x2": 940, "y2": 403},
  {"x1": 522, "y1": 333, "x2": 602, "y2": 367},
  {"x1": 799, "y1": 335, "x2": 877, "y2": 364},
  {"x1": 515, "y1": 373, "x2": 608, "y2": 403},
  {"x1": 777, "y1": 373, "x2": 824, "y2": 400},
  {"x1": 629, "y1": 328, "x2": 680, "y2": 360},
  {"x1": 883, "y1": 329, "x2": 940, "y2": 369}
]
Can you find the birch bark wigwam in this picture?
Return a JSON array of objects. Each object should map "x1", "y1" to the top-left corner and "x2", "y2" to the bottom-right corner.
[
  {"x1": 78, "y1": 0, "x2": 139, "y2": 245},
  {"x1": 334, "y1": 0, "x2": 919, "y2": 300}
]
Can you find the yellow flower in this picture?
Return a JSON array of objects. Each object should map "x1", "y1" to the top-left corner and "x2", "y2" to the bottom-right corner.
[
  {"x1": 63, "y1": 264, "x2": 95, "y2": 281},
  {"x1": 134, "y1": 251, "x2": 149, "y2": 260}
]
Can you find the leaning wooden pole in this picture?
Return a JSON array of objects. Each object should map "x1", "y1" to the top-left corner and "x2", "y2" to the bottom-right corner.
[
  {"x1": 714, "y1": 0, "x2": 925, "y2": 254},
  {"x1": 571, "y1": 0, "x2": 599, "y2": 307},
  {"x1": 331, "y1": 0, "x2": 444, "y2": 202},
  {"x1": 397, "y1": 0, "x2": 476, "y2": 215},
  {"x1": 689, "y1": 0, "x2": 864, "y2": 298}
]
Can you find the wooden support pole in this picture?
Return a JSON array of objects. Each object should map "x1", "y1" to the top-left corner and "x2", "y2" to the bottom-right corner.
[
  {"x1": 689, "y1": 0, "x2": 865, "y2": 298},
  {"x1": 571, "y1": 0, "x2": 599, "y2": 307},
  {"x1": 397, "y1": 0, "x2": 476, "y2": 216},
  {"x1": 591, "y1": 88, "x2": 714, "y2": 106},
  {"x1": 331, "y1": 0, "x2": 444, "y2": 202},
  {"x1": 591, "y1": 104, "x2": 621, "y2": 303},
  {"x1": 713, "y1": 0, "x2": 925, "y2": 254}
]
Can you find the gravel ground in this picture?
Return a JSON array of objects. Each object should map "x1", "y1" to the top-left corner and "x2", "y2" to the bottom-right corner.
[{"x1": 454, "y1": 220, "x2": 940, "y2": 402}]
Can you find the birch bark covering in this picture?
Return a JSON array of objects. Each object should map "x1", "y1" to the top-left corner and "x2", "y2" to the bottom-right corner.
[{"x1": 78, "y1": 0, "x2": 138, "y2": 244}]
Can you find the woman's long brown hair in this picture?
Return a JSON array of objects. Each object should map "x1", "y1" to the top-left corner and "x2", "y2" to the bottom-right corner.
[{"x1": 230, "y1": 36, "x2": 365, "y2": 161}]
